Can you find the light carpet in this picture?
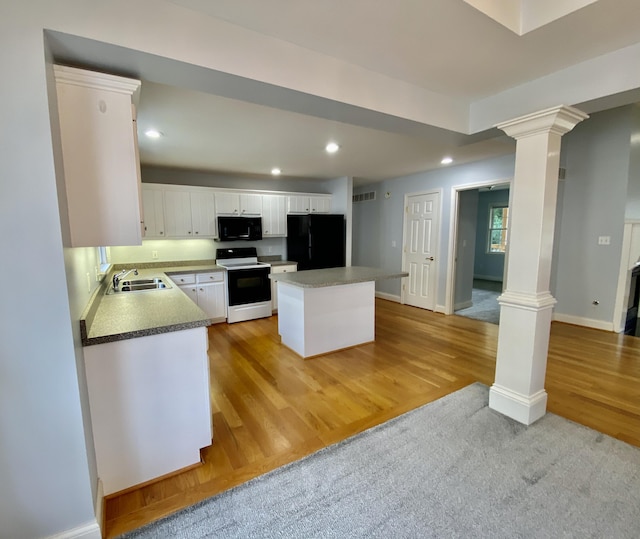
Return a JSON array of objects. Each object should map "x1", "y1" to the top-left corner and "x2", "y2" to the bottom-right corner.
[
  {"x1": 120, "y1": 383, "x2": 640, "y2": 538},
  {"x1": 456, "y1": 280, "x2": 501, "y2": 325}
]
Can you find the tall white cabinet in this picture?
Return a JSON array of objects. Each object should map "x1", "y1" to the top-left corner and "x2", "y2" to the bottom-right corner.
[
  {"x1": 262, "y1": 194, "x2": 287, "y2": 237},
  {"x1": 54, "y1": 65, "x2": 143, "y2": 247}
]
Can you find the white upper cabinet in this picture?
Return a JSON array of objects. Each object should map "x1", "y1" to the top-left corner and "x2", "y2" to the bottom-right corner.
[
  {"x1": 161, "y1": 187, "x2": 217, "y2": 238},
  {"x1": 190, "y1": 191, "x2": 216, "y2": 238},
  {"x1": 164, "y1": 190, "x2": 193, "y2": 237},
  {"x1": 214, "y1": 193, "x2": 240, "y2": 215},
  {"x1": 287, "y1": 195, "x2": 310, "y2": 214},
  {"x1": 215, "y1": 192, "x2": 262, "y2": 215},
  {"x1": 54, "y1": 66, "x2": 142, "y2": 247},
  {"x1": 141, "y1": 185, "x2": 165, "y2": 238},
  {"x1": 310, "y1": 195, "x2": 332, "y2": 213},
  {"x1": 287, "y1": 195, "x2": 331, "y2": 214},
  {"x1": 240, "y1": 193, "x2": 263, "y2": 215},
  {"x1": 262, "y1": 195, "x2": 286, "y2": 237}
]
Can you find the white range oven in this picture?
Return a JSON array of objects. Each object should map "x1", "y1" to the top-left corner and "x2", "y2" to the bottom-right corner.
[{"x1": 216, "y1": 247, "x2": 272, "y2": 323}]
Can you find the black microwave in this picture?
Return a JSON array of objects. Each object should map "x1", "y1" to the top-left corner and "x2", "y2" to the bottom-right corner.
[{"x1": 217, "y1": 216, "x2": 262, "y2": 241}]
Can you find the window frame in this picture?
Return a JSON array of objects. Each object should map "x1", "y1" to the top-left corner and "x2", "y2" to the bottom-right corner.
[{"x1": 487, "y1": 204, "x2": 509, "y2": 254}]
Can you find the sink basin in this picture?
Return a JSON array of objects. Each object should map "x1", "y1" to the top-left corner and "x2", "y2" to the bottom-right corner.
[
  {"x1": 106, "y1": 277, "x2": 171, "y2": 294},
  {"x1": 121, "y1": 278, "x2": 165, "y2": 286},
  {"x1": 121, "y1": 282, "x2": 168, "y2": 292}
]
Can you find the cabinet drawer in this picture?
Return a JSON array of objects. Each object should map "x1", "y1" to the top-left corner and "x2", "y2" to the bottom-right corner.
[
  {"x1": 171, "y1": 273, "x2": 196, "y2": 285},
  {"x1": 271, "y1": 265, "x2": 297, "y2": 274},
  {"x1": 196, "y1": 272, "x2": 224, "y2": 284}
]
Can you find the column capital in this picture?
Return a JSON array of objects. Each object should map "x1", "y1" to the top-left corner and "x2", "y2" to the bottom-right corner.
[{"x1": 496, "y1": 105, "x2": 589, "y2": 140}]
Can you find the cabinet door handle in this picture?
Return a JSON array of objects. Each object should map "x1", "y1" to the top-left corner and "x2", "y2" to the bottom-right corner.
[
  {"x1": 199, "y1": 288, "x2": 204, "y2": 292},
  {"x1": 159, "y1": 231, "x2": 163, "y2": 235}
]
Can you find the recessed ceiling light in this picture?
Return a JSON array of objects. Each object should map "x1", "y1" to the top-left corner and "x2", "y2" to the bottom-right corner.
[
  {"x1": 144, "y1": 129, "x2": 162, "y2": 139},
  {"x1": 325, "y1": 142, "x2": 340, "y2": 154},
  {"x1": 271, "y1": 168, "x2": 281, "y2": 176},
  {"x1": 441, "y1": 156, "x2": 453, "y2": 165}
]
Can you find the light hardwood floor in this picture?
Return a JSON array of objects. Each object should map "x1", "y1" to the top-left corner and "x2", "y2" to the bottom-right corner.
[{"x1": 104, "y1": 299, "x2": 640, "y2": 537}]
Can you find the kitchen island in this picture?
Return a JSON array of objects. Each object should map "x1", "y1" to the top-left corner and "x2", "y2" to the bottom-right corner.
[{"x1": 271, "y1": 266, "x2": 407, "y2": 358}]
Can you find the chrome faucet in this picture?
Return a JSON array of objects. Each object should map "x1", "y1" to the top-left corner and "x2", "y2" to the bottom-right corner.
[{"x1": 112, "y1": 268, "x2": 138, "y2": 291}]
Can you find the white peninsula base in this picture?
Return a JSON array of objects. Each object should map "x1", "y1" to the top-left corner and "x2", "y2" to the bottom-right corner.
[
  {"x1": 277, "y1": 280, "x2": 375, "y2": 358},
  {"x1": 84, "y1": 327, "x2": 212, "y2": 495}
]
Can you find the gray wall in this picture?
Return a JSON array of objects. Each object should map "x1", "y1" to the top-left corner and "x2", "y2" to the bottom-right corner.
[
  {"x1": 0, "y1": 11, "x2": 97, "y2": 539},
  {"x1": 473, "y1": 189, "x2": 509, "y2": 281},
  {"x1": 353, "y1": 154, "x2": 517, "y2": 306},
  {"x1": 353, "y1": 106, "x2": 637, "y2": 323},
  {"x1": 142, "y1": 165, "x2": 331, "y2": 194},
  {"x1": 553, "y1": 106, "x2": 632, "y2": 322}
]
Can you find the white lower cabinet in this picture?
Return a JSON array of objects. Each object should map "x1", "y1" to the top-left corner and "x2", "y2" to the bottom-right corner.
[
  {"x1": 84, "y1": 327, "x2": 211, "y2": 495},
  {"x1": 173, "y1": 272, "x2": 227, "y2": 323},
  {"x1": 270, "y1": 264, "x2": 297, "y2": 312}
]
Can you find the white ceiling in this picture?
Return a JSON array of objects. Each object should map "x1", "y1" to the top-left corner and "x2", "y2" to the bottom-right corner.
[{"x1": 129, "y1": 0, "x2": 640, "y2": 184}]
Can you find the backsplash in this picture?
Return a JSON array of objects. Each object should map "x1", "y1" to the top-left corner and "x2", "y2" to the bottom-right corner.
[{"x1": 108, "y1": 238, "x2": 286, "y2": 264}]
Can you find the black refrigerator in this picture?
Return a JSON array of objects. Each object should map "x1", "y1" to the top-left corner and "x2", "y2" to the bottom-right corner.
[{"x1": 286, "y1": 214, "x2": 345, "y2": 270}]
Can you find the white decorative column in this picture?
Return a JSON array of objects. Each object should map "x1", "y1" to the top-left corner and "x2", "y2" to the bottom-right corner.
[{"x1": 489, "y1": 106, "x2": 588, "y2": 425}]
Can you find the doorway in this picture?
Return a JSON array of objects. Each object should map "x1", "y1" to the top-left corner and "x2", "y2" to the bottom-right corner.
[
  {"x1": 401, "y1": 190, "x2": 441, "y2": 311},
  {"x1": 447, "y1": 181, "x2": 511, "y2": 322}
]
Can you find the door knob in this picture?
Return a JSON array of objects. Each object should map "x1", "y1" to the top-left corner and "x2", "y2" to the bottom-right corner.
[{"x1": 426, "y1": 256, "x2": 434, "y2": 261}]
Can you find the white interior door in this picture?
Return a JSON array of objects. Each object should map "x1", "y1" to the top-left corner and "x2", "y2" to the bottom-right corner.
[{"x1": 403, "y1": 191, "x2": 440, "y2": 311}]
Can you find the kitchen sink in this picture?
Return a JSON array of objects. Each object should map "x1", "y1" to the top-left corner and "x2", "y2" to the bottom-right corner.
[{"x1": 106, "y1": 278, "x2": 171, "y2": 294}]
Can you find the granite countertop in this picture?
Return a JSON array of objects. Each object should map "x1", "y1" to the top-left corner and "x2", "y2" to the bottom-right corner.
[
  {"x1": 80, "y1": 265, "x2": 224, "y2": 347},
  {"x1": 270, "y1": 266, "x2": 408, "y2": 288}
]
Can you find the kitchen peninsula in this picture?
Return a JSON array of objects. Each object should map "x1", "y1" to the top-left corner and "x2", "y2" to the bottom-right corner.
[
  {"x1": 80, "y1": 266, "x2": 220, "y2": 495},
  {"x1": 271, "y1": 266, "x2": 408, "y2": 358}
]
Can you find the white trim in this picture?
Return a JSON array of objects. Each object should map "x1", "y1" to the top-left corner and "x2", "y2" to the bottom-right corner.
[
  {"x1": 489, "y1": 384, "x2": 547, "y2": 425},
  {"x1": 53, "y1": 65, "x2": 141, "y2": 95},
  {"x1": 613, "y1": 221, "x2": 637, "y2": 333},
  {"x1": 552, "y1": 312, "x2": 614, "y2": 332},
  {"x1": 46, "y1": 521, "x2": 101, "y2": 539},
  {"x1": 95, "y1": 479, "x2": 104, "y2": 537},
  {"x1": 434, "y1": 303, "x2": 447, "y2": 314},
  {"x1": 375, "y1": 291, "x2": 401, "y2": 303},
  {"x1": 445, "y1": 178, "x2": 512, "y2": 315}
]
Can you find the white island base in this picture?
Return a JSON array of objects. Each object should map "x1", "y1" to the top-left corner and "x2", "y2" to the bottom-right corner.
[{"x1": 277, "y1": 280, "x2": 375, "y2": 358}]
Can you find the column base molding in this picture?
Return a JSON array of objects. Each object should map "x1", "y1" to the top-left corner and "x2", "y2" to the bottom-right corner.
[
  {"x1": 498, "y1": 290, "x2": 557, "y2": 311},
  {"x1": 489, "y1": 384, "x2": 547, "y2": 425}
]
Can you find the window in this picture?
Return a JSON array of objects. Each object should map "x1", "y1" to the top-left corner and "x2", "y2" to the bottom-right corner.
[
  {"x1": 488, "y1": 205, "x2": 509, "y2": 253},
  {"x1": 96, "y1": 247, "x2": 112, "y2": 281}
]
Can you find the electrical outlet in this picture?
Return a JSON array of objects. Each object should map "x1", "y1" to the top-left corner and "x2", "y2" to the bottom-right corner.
[
  {"x1": 598, "y1": 236, "x2": 611, "y2": 245},
  {"x1": 152, "y1": 250, "x2": 159, "y2": 259}
]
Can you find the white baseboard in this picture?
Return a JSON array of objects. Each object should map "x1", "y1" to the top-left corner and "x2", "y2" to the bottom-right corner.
[
  {"x1": 46, "y1": 521, "x2": 101, "y2": 539},
  {"x1": 375, "y1": 291, "x2": 401, "y2": 303},
  {"x1": 552, "y1": 312, "x2": 614, "y2": 332},
  {"x1": 454, "y1": 300, "x2": 472, "y2": 310},
  {"x1": 435, "y1": 303, "x2": 447, "y2": 314}
]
